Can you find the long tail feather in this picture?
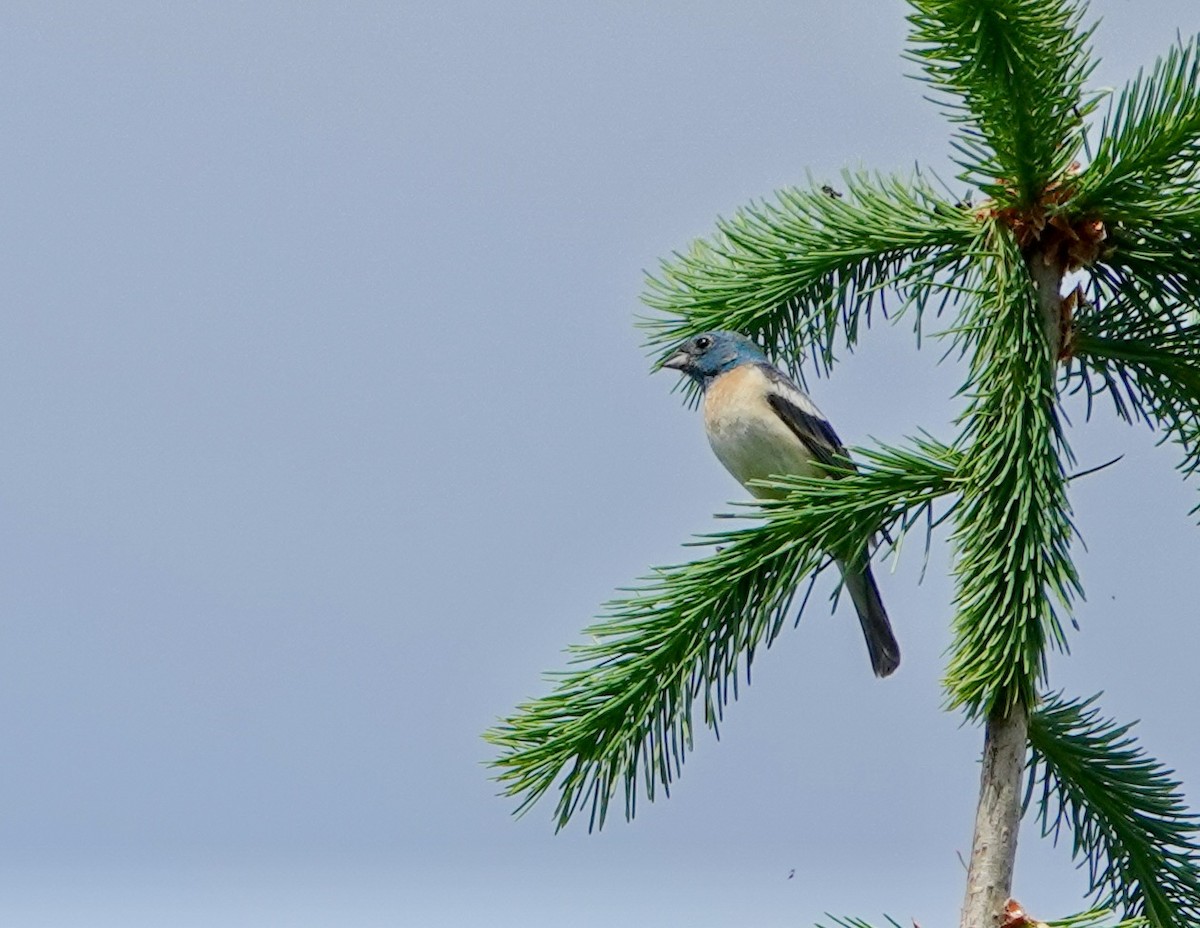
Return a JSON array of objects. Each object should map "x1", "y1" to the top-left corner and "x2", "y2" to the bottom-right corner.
[{"x1": 841, "y1": 563, "x2": 900, "y2": 677}]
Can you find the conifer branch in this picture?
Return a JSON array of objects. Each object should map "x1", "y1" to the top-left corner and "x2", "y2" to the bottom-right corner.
[
  {"x1": 1046, "y1": 912, "x2": 1150, "y2": 928},
  {"x1": 486, "y1": 440, "x2": 962, "y2": 829},
  {"x1": 1029, "y1": 694, "x2": 1200, "y2": 927},
  {"x1": 641, "y1": 172, "x2": 976, "y2": 379},
  {"x1": 906, "y1": 0, "x2": 1095, "y2": 202},
  {"x1": 1070, "y1": 276, "x2": 1200, "y2": 489},
  {"x1": 1091, "y1": 223, "x2": 1200, "y2": 324},
  {"x1": 946, "y1": 224, "x2": 1078, "y2": 716},
  {"x1": 1076, "y1": 36, "x2": 1200, "y2": 217}
]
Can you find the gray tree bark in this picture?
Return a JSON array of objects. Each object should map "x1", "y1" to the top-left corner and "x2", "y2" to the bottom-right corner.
[{"x1": 959, "y1": 705, "x2": 1029, "y2": 927}]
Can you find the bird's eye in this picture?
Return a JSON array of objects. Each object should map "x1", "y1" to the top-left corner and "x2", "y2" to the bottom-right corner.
[{"x1": 695, "y1": 335, "x2": 712, "y2": 351}]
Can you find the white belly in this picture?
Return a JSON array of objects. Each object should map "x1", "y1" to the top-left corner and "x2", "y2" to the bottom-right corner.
[{"x1": 702, "y1": 365, "x2": 820, "y2": 499}]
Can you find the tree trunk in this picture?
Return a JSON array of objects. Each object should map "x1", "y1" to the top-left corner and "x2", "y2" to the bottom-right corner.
[
  {"x1": 959, "y1": 705, "x2": 1029, "y2": 927},
  {"x1": 958, "y1": 250, "x2": 1064, "y2": 928}
]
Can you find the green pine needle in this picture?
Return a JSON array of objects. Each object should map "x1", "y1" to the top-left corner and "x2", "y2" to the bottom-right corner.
[
  {"x1": 1070, "y1": 260, "x2": 1200, "y2": 494},
  {"x1": 486, "y1": 440, "x2": 962, "y2": 829},
  {"x1": 1076, "y1": 35, "x2": 1200, "y2": 218},
  {"x1": 641, "y1": 172, "x2": 977, "y2": 381},
  {"x1": 1095, "y1": 214, "x2": 1200, "y2": 320},
  {"x1": 1046, "y1": 911, "x2": 1149, "y2": 928},
  {"x1": 906, "y1": 0, "x2": 1096, "y2": 201},
  {"x1": 816, "y1": 917, "x2": 904, "y2": 928},
  {"x1": 1029, "y1": 693, "x2": 1200, "y2": 927},
  {"x1": 944, "y1": 223, "x2": 1079, "y2": 715}
]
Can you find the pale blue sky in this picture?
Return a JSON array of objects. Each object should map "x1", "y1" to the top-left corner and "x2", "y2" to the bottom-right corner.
[{"x1": 2, "y1": 2, "x2": 1198, "y2": 926}]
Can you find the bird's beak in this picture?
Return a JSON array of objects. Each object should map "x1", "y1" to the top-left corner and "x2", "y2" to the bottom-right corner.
[{"x1": 661, "y1": 350, "x2": 690, "y2": 371}]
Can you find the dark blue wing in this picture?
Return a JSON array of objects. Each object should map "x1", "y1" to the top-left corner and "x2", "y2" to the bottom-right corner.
[{"x1": 757, "y1": 363, "x2": 853, "y2": 474}]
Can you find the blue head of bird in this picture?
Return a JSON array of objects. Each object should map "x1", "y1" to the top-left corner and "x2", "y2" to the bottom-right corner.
[{"x1": 661, "y1": 330, "x2": 767, "y2": 388}]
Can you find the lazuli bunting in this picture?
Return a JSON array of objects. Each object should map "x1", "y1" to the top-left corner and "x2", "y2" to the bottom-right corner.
[{"x1": 663, "y1": 330, "x2": 900, "y2": 677}]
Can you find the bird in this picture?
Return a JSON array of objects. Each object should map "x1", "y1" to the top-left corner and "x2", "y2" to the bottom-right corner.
[{"x1": 661, "y1": 329, "x2": 900, "y2": 677}]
